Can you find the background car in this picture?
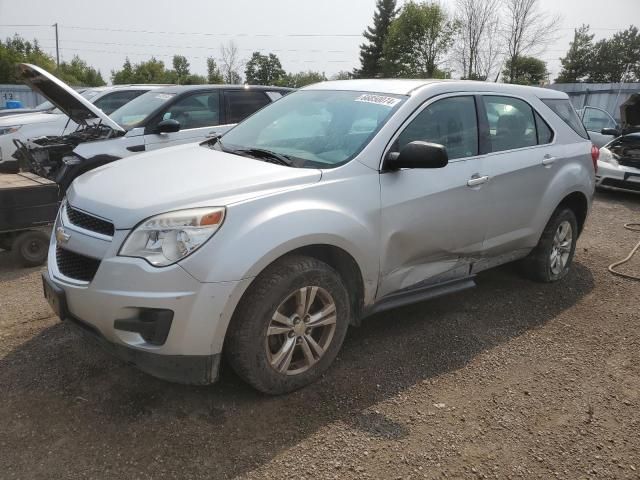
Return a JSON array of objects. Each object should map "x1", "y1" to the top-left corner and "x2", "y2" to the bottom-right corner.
[
  {"x1": 577, "y1": 94, "x2": 640, "y2": 148},
  {"x1": 577, "y1": 106, "x2": 619, "y2": 147},
  {"x1": 597, "y1": 133, "x2": 640, "y2": 193},
  {"x1": 0, "y1": 100, "x2": 55, "y2": 117},
  {"x1": 13, "y1": 64, "x2": 293, "y2": 192},
  {"x1": 0, "y1": 84, "x2": 168, "y2": 167}
]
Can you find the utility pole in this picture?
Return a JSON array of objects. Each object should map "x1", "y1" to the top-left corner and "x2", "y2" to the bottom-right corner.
[{"x1": 53, "y1": 23, "x2": 59, "y2": 67}]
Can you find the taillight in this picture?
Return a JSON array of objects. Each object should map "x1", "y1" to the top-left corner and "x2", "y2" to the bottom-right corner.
[{"x1": 591, "y1": 144, "x2": 599, "y2": 173}]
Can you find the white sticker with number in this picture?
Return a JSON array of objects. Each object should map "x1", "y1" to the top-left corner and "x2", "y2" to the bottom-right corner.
[{"x1": 355, "y1": 94, "x2": 401, "y2": 107}]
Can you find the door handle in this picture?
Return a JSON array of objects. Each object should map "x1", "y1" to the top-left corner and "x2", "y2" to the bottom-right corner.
[
  {"x1": 467, "y1": 175, "x2": 489, "y2": 187},
  {"x1": 542, "y1": 155, "x2": 556, "y2": 166}
]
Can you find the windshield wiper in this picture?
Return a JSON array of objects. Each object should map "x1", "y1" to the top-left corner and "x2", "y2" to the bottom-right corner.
[{"x1": 233, "y1": 147, "x2": 294, "y2": 166}]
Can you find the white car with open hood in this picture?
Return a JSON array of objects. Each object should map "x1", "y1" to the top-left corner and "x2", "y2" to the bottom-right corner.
[
  {"x1": 0, "y1": 83, "x2": 160, "y2": 168},
  {"x1": 12, "y1": 64, "x2": 292, "y2": 192}
]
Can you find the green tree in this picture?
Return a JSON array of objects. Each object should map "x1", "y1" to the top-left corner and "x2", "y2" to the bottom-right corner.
[
  {"x1": 111, "y1": 58, "x2": 134, "y2": 84},
  {"x1": 245, "y1": 52, "x2": 285, "y2": 85},
  {"x1": 280, "y1": 71, "x2": 326, "y2": 88},
  {"x1": 355, "y1": 0, "x2": 397, "y2": 78},
  {"x1": 588, "y1": 26, "x2": 640, "y2": 82},
  {"x1": 172, "y1": 55, "x2": 190, "y2": 84},
  {"x1": 181, "y1": 73, "x2": 207, "y2": 85},
  {"x1": 502, "y1": 55, "x2": 547, "y2": 85},
  {"x1": 556, "y1": 25, "x2": 595, "y2": 83},
  {"x1": 206, "y1": 57, "x2": 224, "y2": 84},
  {"x1": 382, "y1": 1, "x2": 457, "y2": 78},
  {"x1": 332, "y1": 71, "x2": 353, "y2": 80},
  {"x1": 57, "y1": 55, "x2": 105, "y2": 86},
  {"x1": 0, "y1": 35, "x2": 57, "y2": 83},
  {"x1": 133, "y1": 58, "x2": 169, "y2": 83}
]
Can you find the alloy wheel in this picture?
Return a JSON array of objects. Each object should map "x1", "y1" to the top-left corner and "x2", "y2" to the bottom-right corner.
[
  {"x1": 550, "y1": 220, "x2": 573, "y2": 275},
  {"x1": 265, "y1": 286, "x2": 337, "y2": 376}
]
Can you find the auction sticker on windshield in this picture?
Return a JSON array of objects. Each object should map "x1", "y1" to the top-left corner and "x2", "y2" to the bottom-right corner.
[{"x1": 355, "y1": 94, "x2": 401, "y2": 107}]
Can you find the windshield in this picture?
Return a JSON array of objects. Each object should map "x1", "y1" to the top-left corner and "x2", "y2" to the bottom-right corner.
[
  {"x1": 109, "y1": 91, "x2": 176, "y2": 129},
  {"x1": 219, "y1": 90, "x2": 405, "y2": 168}
]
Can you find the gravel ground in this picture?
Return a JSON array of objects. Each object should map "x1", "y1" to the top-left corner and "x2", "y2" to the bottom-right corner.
[{"x1": 1, "y1": 191, "x2": 639, "y2": 480}]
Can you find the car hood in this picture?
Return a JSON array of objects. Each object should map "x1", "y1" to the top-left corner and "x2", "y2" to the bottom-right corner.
[
  {"x1": 17, "y1": 63, "x2": 124, "y2": 133},
  {"x1": 67, "y1": 143, "x2": 322, "y2": 229}
]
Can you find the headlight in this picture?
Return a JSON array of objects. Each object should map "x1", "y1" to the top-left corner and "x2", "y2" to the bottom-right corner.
[
  {"x1": 0, "y1": 125, "x2": 21, "y2": 135},
  {"x1": 119, "y1": 207, "x2": 226, "y2": 267},
  {"x1": 599, "y1": 147, "x2": 619, "y2": 166}
]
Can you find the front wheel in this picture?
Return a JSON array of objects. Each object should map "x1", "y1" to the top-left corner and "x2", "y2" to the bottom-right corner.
[
  {"x1": 521, "y1": 208, "x2": 578, "y2": 282},
  {"x1": 225, "y1": 255, "x2": 350, "y2": 394}
]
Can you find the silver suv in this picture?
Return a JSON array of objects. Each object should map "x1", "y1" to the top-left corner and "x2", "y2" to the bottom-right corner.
[{"x1": 43, "y1": 80, "x2": 596, "y2": 394}]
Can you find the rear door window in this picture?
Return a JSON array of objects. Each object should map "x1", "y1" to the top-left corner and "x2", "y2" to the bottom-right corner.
[
  {"x1": 224, "y1": 90, "x2": 271, "y2": 124},
  {"x1": 542, "y1": 98, "x2": 589, "y2": 139},
  {"x1": 395, "y1": 96, "x2": 478, "y2": 160},
  {"x1": 483, "y1": 96, "x2": 538, "y2": 152},
  {"x1": 535, "y1": 111, "x2": 554, "y2": 144}
]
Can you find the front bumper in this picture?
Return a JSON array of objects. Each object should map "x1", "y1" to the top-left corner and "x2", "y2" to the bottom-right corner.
[
  {"x1": 596, "y1": 161, "x2": 640, "y2": 193},
  {"x1": 46, "y1": 208, "x2": 251, "y2": 384},
  {"x1": 46, "y1": 272, "x2": 221, "y2": 384}
]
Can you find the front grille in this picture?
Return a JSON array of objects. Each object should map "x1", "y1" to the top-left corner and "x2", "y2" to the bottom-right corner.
[
  {"x1": 619, "y1": 158, "x2": 640, "y2": 169},
  {"x1": 601, "y1": 178, "x2": 640, "y2": 192},
  {"x1": 67, "y1": 206, "x2": 115, "y2": 237},
  {"x1": 56, "y1": 247, "x2": 101, "y2": 282}
]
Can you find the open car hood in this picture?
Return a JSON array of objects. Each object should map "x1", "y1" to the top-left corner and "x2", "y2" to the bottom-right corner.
[
  {"x1": 620, "y1": 93, "x2": 640, "y2": 129},
  {"x1": 17, "y1": 63, "x2": 124, "y2": 133}
]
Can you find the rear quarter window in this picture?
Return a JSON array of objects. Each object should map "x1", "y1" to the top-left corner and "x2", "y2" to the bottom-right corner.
[{"x1": 542, "y1": 98, "x2": 589, "y2": 139}]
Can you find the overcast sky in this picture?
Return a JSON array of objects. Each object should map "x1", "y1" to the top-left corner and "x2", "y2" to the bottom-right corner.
[{"x1": 0, "y1": 0, "x2": 638, "y2": 83}]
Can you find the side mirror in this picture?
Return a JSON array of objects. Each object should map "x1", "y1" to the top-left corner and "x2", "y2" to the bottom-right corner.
[
  {"x1": 157, "y1": 118, "x2": 180, "y2": 134},
  {"x1": 601, "y1": 127, "x2": 621, "y2": 137},
  {"x1": 385, "y1": 141, "x2": 448, "y2": 170}
]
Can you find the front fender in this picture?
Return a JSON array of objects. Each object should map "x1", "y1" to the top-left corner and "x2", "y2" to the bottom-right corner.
[
  {"x1": 183, "y1": 200, "x2": 379, "y2": 301},
  {"x1": 179, "y1": 165, "x2": 381, "y2": 305}
]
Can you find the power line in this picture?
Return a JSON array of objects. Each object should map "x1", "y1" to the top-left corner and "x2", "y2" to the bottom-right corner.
[
  {"x1": 48, "y1": 38, "x2": 353, "y2": 54},
  {"x1": 58, "y1": 25, "x2": 363, "y2": 38},
  {"x1": 41, "y1": 46, "x2": 352, "y2": 64},
  {"x1": 0, "y1": 24, "x2": 51, "y2": 27},
  {"x1": 0, "y1": 24, "x2": 625, "y2": 35}
]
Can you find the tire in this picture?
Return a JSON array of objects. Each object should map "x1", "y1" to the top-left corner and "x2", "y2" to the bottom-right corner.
[
  {"x1": 12, "y1": 230, "x2": 50, "y2": 267},
  {"x1": 225, "y1": 255, "x2": 350, "y2": 395},
  {"x1": 520, "y1": 208, "x2": 578, "y2": 283}
]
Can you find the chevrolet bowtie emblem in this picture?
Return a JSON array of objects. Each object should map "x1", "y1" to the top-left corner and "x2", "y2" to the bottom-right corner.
[{"x1": 55, "y1": 226, "x2": 71, "y2": 244}]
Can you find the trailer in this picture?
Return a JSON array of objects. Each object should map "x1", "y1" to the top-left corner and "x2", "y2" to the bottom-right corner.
[{"x1": 0, "y1": 172, "x2": 59, "y2": 266}]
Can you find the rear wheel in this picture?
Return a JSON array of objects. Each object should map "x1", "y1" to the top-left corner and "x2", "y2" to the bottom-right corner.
[
  {"x1": 13, "y1": 230, "x2": 50, "y2": 267},
  {"x1": 521, "y1": 208, "x2": 578, "y2": 282},
  {"x1": 225, "y1": 255, "x2": 350, "y2": 394}
]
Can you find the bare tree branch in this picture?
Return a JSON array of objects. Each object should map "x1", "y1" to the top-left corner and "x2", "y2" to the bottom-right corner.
[
  {"x1": 453, "y1": 0, "x2": 501, "y2": 79},
  {"x1": 220, "y1": 41, "x2": 244, "y2": 84},
  {"x1": 501, "y1": 0, "x2": 561, "y2": 80}
]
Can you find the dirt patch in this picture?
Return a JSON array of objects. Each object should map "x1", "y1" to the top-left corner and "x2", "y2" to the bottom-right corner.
[{"x1": 1, "y1": 191, "x2": 639, "y2": 479}]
